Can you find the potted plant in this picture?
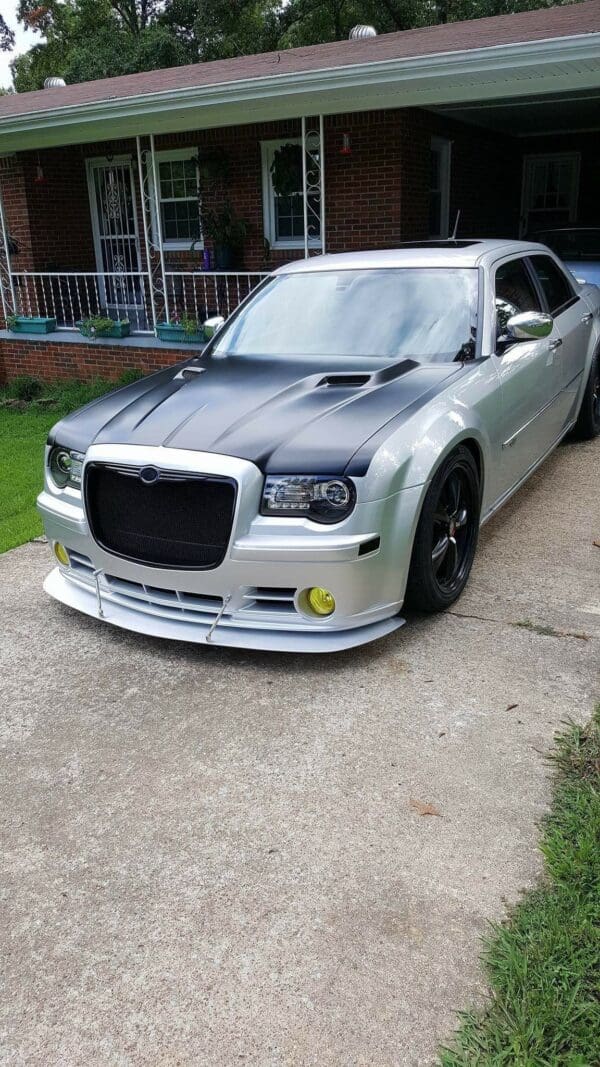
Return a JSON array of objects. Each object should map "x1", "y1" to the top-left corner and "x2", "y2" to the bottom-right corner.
[
  {"x1": 7, "y1": 313, "x2": 57, "y2": 334},
  {"x1": 77, "y1": 315, "x2": 131, "y2": 339},
  {"x1": 156, "y1": 313, "x2": 205, "y2": 344},
  {"x1": 199, "y1": 202, "x2": 248, "y2": 270}
]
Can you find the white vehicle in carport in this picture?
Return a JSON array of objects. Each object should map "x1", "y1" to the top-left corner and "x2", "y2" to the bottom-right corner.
[{"x1": 38, "y1": 240, "x2": 600, "y2": 652}]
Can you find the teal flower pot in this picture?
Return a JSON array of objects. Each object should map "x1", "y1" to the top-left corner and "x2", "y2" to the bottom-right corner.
[
  {"x1": 8, "y1": 315, "x2": 57, "y2": 334},
  {"x1": 156, "y1": 322, "x2": 205, "y2": 344},
  {"x1": 77, "y1": 320, "x2": 131, "y2": 339}
]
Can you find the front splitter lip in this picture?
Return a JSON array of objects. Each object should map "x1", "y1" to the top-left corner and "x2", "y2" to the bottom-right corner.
[{"x1": 44, "y1": 568, "x2": 405, "y2": 653}]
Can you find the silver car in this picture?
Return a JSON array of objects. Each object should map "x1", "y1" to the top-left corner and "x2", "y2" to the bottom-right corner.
[
  {"x1": 531, "y1": 227, "x2": 600, "y2": 288},
  {"x1": 38, "y1": 240, "x2": 600, "y2": 652}
]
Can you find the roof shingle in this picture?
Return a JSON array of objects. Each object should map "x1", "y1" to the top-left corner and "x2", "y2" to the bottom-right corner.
[{"x1": 0, "y1": 0, "x2": 598, "y2": 119}]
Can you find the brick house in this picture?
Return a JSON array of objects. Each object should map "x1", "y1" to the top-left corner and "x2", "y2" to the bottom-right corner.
[{"x1": 0, "y1": 0, "x2": 598, "y2": 382}]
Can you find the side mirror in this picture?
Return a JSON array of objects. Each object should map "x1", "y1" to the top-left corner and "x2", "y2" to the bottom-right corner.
[
  {"x1": 203, "y1": 315, "x2": 225, "y2": 340},
  {"x1": 506, "y1": 311, "x2": 553, "y2": 341}
]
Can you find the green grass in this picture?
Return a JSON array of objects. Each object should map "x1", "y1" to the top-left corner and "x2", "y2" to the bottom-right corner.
[
  {"x1": 0, "y1": 374, "x2": 143, "y2": 553},
  {"x1": 440, "y1": 707, "x2": 600, "y2": 1066}
]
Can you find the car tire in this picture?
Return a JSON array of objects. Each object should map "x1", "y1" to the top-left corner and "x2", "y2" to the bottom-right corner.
[
  {"x1": 405, "y1": 445, "x2": 480, "y2": 613},
  {"x1": 572, "y1": 349, "x2": 600, "y2": 440}
]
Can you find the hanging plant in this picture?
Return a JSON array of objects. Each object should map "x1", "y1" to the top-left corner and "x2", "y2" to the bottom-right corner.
[
  {"x1": 194, "y1": 148, "x2": 229, "y2": 189},
  {"x1": 270, "y1": 143, "x2": 303, "y2": 198}
]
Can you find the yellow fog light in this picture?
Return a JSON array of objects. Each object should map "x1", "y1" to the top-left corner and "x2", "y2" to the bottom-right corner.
[
  {"x1": 307, "y1": 586, "x2": 335, "y2": 617},
  {"x1": 53, "y1": 542, "x2": 70, "y2": 566}
]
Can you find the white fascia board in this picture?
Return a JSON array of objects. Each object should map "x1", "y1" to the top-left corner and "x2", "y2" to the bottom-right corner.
[{"x1": 0, "y1": 32, "x2": 599, "y2": 152}]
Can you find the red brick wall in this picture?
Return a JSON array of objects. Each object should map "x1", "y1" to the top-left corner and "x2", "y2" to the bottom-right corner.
[
  {"x1": 0, "y1": 338, "x2": 188, "y2": 384},
  {"x1": 22, "y1": 146, "x2": 97, "y2": 271},
  {"x1": 0, "y1": 156, "x2": 35, "y2": 271}
]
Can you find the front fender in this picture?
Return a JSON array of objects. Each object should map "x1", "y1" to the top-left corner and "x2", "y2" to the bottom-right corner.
[{"x1": 360, "y1": 359, "x2": 501, "y2": 514}]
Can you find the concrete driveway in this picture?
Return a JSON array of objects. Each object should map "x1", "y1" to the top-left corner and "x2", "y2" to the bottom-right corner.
[{"x1": 1, "y1": 436, "x2": 599, "y2": 1066}]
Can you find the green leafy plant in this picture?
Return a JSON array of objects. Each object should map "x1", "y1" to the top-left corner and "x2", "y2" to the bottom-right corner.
[
  {"x1": 270, "y1": 142, "x2": 302, "y2": 197},
  {"x1": 79, "y1": 315, "x2": 129, "y2": 337},
  {"x1": 171, "y1": 313, "x2": 203, "y2": 336},
  {"x1": 198, "y1": 201, "x2": 248, "y2": 248},
  {"x1": 6, "y1": 313, "x2": 19, "y2": 330},
  {"x1": 117, "y1": 368, "x2": 145, "y2": 386},
  {"x1": 6, "y1": 375, "x2": 43, "y2": 402}
]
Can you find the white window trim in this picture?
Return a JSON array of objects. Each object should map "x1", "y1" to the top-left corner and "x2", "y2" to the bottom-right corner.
[
  {"x1": 261, "y1": 139, "x2": 322, "y2": 251},
  {"x1": 149, "y1": 147, "x2": 202, "y2": 251},
  {"x1": 429, "y1": 136, "x2": 452, "y2": 240}
]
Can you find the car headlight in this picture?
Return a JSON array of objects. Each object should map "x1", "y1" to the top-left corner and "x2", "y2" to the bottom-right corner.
[
  {"x1": 261, "y1": 475, "x2": 356, "y2": 524},
  {"x1": 48, "y1": 446, "x2": 85, "y2": 489}
]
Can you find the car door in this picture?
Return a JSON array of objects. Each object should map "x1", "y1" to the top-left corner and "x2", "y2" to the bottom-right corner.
[
  {"x1": 528, "y1": 253, "x2": 591, "y2": 426},
  {"x1": 492, "y1": 255, "x2": 564, "y2": 495}
]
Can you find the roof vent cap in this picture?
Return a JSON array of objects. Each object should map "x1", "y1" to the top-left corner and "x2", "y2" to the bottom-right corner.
[
  {"x1": 44, "y1": 77, "x2": 66, "y2": 89},
  {"x1": 349, "y1": 25, "x2": 377, "y2": 39}
]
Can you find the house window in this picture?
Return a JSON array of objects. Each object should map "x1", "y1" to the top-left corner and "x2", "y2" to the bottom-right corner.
[
  {"x1": 521, "y1": 153, "x2": 580, "y2": 236},
  {"x1": 154, "y1": 149, "x2": 201, "y2": 249},
  {"x1": 429, "y1": 137, "x2": 451, "y2": 239},
  {"x1": 261, "y1": 139, "x2": 322, "y2": 250}
]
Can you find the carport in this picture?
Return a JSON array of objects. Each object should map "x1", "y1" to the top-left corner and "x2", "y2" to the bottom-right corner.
[{"x1": 433, "y1": 87, "x2": 600, "y2": 236}]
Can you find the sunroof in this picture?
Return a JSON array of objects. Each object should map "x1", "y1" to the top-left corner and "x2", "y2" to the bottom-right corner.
[{"x1": 399, "y1": 240, "x2": 480, "y2": 248}]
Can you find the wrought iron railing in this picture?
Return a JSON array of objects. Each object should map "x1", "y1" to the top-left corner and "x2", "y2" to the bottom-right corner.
[
  {"x1": 164, "y1": 271, "x2": 269, "y2": 323},
  {"x1": 9, "y1": 269, "x2": 270, "y2": 335},
  {"x1": 11, "y1": 270, "x2": 153, "y2": 333}
]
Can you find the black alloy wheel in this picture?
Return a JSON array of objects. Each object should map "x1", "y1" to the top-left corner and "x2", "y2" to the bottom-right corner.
[{"x1": 405, "y1": 445, "x2": 480, "y2": 613}]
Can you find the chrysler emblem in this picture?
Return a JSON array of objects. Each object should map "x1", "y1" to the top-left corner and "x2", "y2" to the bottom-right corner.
[{"x1": 139, "y1": 465, "x2": 160, "y2": 485}]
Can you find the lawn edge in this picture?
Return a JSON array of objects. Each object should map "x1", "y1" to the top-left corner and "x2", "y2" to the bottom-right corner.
[{"x1": 438, "y1": 703, "x2": 600, "y2": 1065}]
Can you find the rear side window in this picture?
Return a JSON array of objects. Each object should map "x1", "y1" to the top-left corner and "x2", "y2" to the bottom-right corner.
[
  {"x1": 494, "y1": 258, "x2": 541, "y2": 338},
  {"x1": 529, "y1": 254, "x2": 575, "y2": 314}
]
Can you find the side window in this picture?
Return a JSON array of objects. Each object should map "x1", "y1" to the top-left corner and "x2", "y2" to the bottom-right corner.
[
  {"x1": 529, "y1": 254, "x2": 575, "y2": 314},
  {"x1": 494, "y1": 258, "x2": 541, "y2": 338}
]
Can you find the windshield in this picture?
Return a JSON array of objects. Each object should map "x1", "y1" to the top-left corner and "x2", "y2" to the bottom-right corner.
[
  {"x1": 212, "y1": 268, "x2": 479, "y2": 362},
  {"x1": 536, "y1": 230, "x2": 600, "y2": 261}
]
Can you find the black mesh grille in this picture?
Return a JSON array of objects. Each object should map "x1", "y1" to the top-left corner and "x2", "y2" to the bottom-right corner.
[{"x1": 85, "y1": 464, "x2": 236, "y2": 569}]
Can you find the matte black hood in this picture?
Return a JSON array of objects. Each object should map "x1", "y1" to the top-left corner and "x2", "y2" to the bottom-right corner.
[{"x1": 49, "y1": 352, "x2": 466, "y2": 476}]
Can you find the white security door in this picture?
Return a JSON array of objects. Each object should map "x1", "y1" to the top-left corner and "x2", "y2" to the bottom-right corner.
[
  {"x1": 87, "y1": 158, "x2": 144, "y2": 317},
  {"x1": 520, "y1": 153, "x2": 580, "y2": 237}
]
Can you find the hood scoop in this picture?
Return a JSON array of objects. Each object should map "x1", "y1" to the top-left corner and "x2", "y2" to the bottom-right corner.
[
  {"x1": 316, "y1": 359, "x2": 419, "y2": 390},
  {"x1": 174, "y1": 365, "x2": 206, "y2": 381},
  {"x1": 318, "y1": 372, "x2": 372, "y2": 388}
]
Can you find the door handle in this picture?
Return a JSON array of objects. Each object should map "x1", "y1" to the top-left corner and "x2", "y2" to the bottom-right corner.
[
  {"x1": 581, "y1": 313, "x2": 593, "y2": 324},
  {"x1": 548, "y1": 338, "x2": 562, "y2": 351}
]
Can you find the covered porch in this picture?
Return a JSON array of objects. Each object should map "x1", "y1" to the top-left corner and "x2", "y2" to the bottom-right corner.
[
  {"x1": 0, "y1": 0, "x2": 598, "y2": 375},
  {"x1": 0, "y1": 117, "x2": 327, "y2": 337}
]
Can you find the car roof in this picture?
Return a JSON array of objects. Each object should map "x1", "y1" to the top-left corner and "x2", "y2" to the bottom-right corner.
[{"x1": 274, "y1": 240, "x2": 549, "y2": 273}]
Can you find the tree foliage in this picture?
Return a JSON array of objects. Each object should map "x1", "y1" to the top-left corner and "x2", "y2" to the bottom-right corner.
[
  {"x1": 0, "y1": 15, "x2": 16, "y2": 53},
  {"x1": 7, "y1": 0, "x2": 579, "y2": 91}
]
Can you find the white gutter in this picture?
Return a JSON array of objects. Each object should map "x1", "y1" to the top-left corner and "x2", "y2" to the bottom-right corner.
[{"x1": 0, "y1": 32, "x2": 598, "y2": 150}]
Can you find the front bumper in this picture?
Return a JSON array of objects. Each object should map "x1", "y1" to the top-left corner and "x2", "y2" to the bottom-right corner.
[
  {"x1": 38, "y1": 445, "x2": 421, "y2": 652},
  {"x1": 43, "y1": 567, "x2": 403, "y2": 652}
]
